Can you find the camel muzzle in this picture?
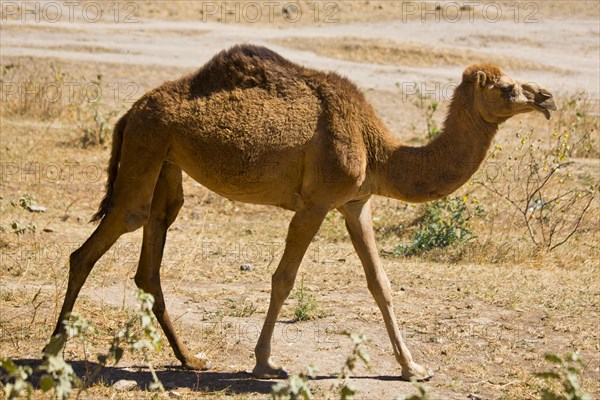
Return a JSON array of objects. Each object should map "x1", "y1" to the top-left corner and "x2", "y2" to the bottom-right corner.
[{"x1": 521, "y1": 82, "x2": 558, "y2": 120}]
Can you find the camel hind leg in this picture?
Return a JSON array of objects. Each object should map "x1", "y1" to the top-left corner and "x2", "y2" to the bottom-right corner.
[
  {"x1": 133, "y1": 162, "x2": 208, "y2": 370},
  {"x1": 47, "y1": 124, "x2": 167, "y2": 351}
]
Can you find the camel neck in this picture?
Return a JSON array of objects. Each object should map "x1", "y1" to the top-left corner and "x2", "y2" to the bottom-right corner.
[{"x1": 374, "y1": 95, "x2": 498, "y2": 202}]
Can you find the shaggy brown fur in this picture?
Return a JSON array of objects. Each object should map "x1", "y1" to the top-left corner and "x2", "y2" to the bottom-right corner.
[{"x1": 48, "y1": 44, "x2": 557, "y2": 381}]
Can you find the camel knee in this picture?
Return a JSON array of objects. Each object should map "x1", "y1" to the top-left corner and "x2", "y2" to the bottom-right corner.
[
  {"x1": 271, "y1": 272, "x2": 296, "y2": 300},
  {"x1": 68, "y1": 246, "x2": 96, "y2": 276},
  {"x1": 123, "y1": 205, "x2": 152, "y2": 232},
  {"x1": 134, "y1": 273, "x2": 151, "y2": 292},
  {"x1": 69, "y1": 248, "x2": 83, "y2": 269},
  {"x1": 367, "y1": 278, "x2": 393, "y2": 306},
  {"x1": 134, "y1": 272, "x2": 158, "y2": 294}
]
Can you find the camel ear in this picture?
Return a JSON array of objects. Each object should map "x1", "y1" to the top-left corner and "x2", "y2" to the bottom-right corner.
[{"x1": 475, "y1": 71, "x2": 487, "y2": 88}]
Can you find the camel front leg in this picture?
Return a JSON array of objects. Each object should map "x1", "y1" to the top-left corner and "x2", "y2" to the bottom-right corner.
[
  {"x1": 339, "y1": 199, "x2": 433, "y2": 381},
  {"x1": 252, "y1": 205, "x2": 327, "y2": 378}
]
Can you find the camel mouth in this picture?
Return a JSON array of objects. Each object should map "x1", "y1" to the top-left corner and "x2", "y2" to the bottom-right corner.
[
  {"x1": 521, "y1": 83, "x2": 557, "y2": 120},
  {"x1": 532, "y1": 95, "x2": 557, "y2": 119},
  {"x1": 533, "y1": 103, "x2": 553, "y2": 120}
]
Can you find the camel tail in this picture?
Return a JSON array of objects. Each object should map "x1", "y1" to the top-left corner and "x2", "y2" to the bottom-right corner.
[{"x1": 90, "y1": 112, "x2": 128, "y2": 223}]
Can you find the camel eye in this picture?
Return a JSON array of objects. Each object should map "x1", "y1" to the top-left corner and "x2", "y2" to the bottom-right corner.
[{"x1": 500, "y1": 85, "x2": 514, "y2": 94}]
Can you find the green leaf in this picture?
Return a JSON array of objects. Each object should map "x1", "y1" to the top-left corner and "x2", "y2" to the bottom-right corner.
[
  {"x1": 535, "y1": 371, "x2": 561, "y2": 380},
  {"x1": 340, "y1": 384, "x2": 357, "y2": 400},
  {"x1": 544, "y1": 353, "x2": 563, "y2": 364},
  {"x1": 39, "y1": 375, "x2": 55, "y2": 392},
  {"x1": 0, "y1": 358, "x2": 17, "y2": 373}
]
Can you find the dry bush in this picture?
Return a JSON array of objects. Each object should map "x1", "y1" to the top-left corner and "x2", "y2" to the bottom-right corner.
[
  {"x1": 552, "y1": 92, "x2": 599, "y2": 159},
  {"x1": 475, "y1": 127, "x2": 597, "y2": 252}
]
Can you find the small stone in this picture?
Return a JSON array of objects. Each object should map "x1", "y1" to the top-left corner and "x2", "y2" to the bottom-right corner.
[
  {"x1": 169, "y1": 391, "x2": 182, "y2": 398},
  {"x1": 43, "y1": 228, "x2": 54, "y2": 233},
  {"x1": 240, "y1": 264, "x2": 253, "y2": 271},
  {"x1": 112, "y1": 379, "x2": 138, "y2": 391},
  {"x1": 467, "y1": 394, "x2": 482, "y2": 400},
  {"x1": 27, "y1": 205, "x2": 46, "y2": 213}
]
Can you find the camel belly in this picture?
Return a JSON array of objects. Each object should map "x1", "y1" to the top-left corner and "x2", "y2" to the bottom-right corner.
[
  {"x1": 163, "y1": 85, "x2": 321, "y2": 209},
  {"x1": 171, "y1": 148, "x2": 306, "y2": 210}
]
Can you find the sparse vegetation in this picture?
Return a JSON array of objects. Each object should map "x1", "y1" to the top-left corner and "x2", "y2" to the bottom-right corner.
[
  {"x1": 335, "y1": 332, "x2": 370, "y2": 400},
  {"x1": 0, "y1": 289, "x2": 164, "y2": 399},
  {"x1": 0, "y1": 61, "x2": 120, "y2": 148},
  {"x1": 552, "y1": 91, "x2": 599, "y2": 158},
  {"x1": 271, "y1": 332, "x2": 370, "y2": 400},
  {"x1": 0, "y1": 62, "x2": 68, "y2": 120},
  {"x1": 403, "y1": 86, "x2": 442, "y2": 141},
  {"x1": 534, "y1": 353, "x2": 591, "y2": 400},
  {"x1": 396, "y1": 384, "x2": 431, "y2": 400},
  {"x1": 395, "y1": 196, "x2": 484, "y2": 256},
  {"x1": 293, "y1": 276, "x2": 321, "y2": 322},
  {"x1": 477, "y1": 128, "x2": 597, "y2": 251},
  {"x1": 9, "y1": 221, "x2": 36, "y2": 236},
  {"x1": 271, "y1": 368, "x2": 315, "y2": 400},
  {"x1": 0, "y1": 359, "x2": 33, "y2": 400},
  {"x1": 77, "y1": 75, "x2": 118, "y2": 148}
]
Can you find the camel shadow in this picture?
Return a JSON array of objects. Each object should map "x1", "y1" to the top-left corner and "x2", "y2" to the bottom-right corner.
[
  {"x1": 310, "y1": 374, "x2": 406, "y2": 381},
  {"x1": 1, "y1": 359, "x2": 274, "y2": 395},
  {"x1": 2, "y1": 359, "x2": 411, "y2": 395}
]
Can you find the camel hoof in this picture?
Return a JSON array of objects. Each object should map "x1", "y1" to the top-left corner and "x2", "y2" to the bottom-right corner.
[
  {"x1": 401, "y1": 363, "x2": 434, "y2": 382},
  {"x1": 252, "y1": 363, "x2": 289, "y2": 379},
  {"x1": 182, "y1": 356, "x2": 211, "y2": 371}
]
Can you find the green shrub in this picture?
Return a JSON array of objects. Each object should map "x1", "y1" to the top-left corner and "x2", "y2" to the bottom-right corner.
[
  {"x1": 0, "y1": 289, "x2": 164, "y2": 399},
  {"x1": 396, "y1": 196, "x2": 483, "y2": 256},
  {"x1": 293, "y1": 276, "x2": 321, "y2": 322},
  {"x1": 535, "y1": 352, "x2": 591, "y2": 400}
]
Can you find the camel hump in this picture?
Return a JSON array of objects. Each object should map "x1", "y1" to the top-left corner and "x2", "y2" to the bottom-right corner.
[
  {"x1": 218, "y1": 44, "x2": 293, "y2": 66},
  {"x1": 190, "y1": 44, "x2": 303, "y2": 96}
]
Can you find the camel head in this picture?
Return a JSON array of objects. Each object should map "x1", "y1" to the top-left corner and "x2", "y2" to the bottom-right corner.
[{"x1": 461, "y1": 64, "x2": 557, "y2": 124}]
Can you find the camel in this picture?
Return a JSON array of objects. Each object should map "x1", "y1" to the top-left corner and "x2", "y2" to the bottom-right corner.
[{"x1": 46, "y1": 44, "x2": 556, "y2": 381}]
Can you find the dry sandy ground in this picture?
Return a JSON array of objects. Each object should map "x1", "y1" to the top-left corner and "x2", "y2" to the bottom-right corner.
[{"x1": 1, "y1": 1, "x2": 599, "y2": 399}]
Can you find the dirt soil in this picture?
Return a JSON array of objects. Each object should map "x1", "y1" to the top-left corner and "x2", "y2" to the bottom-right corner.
[{"x1": 1, "y1": 1, "x2": 599, "y2": 399}]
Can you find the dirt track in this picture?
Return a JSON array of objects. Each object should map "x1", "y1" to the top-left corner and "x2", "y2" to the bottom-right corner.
[{"x1": 2, "y1": 5, "x2": 599, "y2": 95}]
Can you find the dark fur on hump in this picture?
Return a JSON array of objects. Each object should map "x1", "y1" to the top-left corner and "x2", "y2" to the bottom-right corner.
[
  {"x1": 188, "y1": 44, "x2": 306, "y2": 97},
  {"x1": 186, "y1": 44, "x2": 368, "y2": 106}
]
